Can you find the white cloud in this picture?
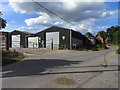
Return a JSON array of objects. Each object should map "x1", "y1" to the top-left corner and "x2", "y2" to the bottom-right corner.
[
  {"x1": 25, "y1": 12, "x2": 51, "y2": 26},
  {"x1": 100, "y1": 11, "x2": 117, "y2": 18},
  {"x1": 28, "y1": 27, "x2": 33, "y2": 29},
  {"x1": 25, "y1": 12, "x2": 64, "y2": 27},
  {"x1": 64, "y1": 19, "x2": 97, "y2": 35},
  {"x1": 9, "y1": 1, "x2": 114, "y2": 22},
  {"x1": 53, "y1": 21, "x2": 63, "y2": 25},
  {"x1": 90, "y1": 18, "x2": 96, "y2": 21},
  {"x1": 101, "y1": 12, "x2": 107, "y2": 17},
  {"x1": 17, "y1": 26, "x2": 25, "y2": 31},
  {"x1": 8, "y1": 0, "x2": 117, "y2": 34},
  {"x1": 97, "y1": 26, "x2": 107, "y2": 29}
]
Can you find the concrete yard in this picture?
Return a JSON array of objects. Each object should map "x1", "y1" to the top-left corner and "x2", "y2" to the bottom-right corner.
[{"x1": 1, "y1": 46, "x2": 119, "y2": 88}]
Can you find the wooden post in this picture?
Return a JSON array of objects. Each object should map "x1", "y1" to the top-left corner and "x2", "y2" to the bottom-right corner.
[
  {"x1": 6, "y1": 32, "x2": 9, "y2": 50},
  {"x1": 51, "y1": 39, "x2": 53, "y2": 50}
]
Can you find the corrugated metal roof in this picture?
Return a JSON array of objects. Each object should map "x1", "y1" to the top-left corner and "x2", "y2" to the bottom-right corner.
[
  {"x1": 36, "y1": 26, "x2": 80, "y2": 34},
  {"x1": 11, "y1": 30, "x2": 34, "y2": 35}
]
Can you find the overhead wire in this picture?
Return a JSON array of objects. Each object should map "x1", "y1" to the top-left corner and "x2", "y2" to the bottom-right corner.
[{"x1": 32, "y1": 0, "x2": 75, "y2": 26}]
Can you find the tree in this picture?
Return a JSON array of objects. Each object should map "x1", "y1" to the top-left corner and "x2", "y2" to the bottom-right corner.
[
  {"x1": 0, "y1": 11, "x2": 7, "y2": 29},
  {"x1": 97, "y1": 31, "x2": 106, "y2": 39},
  {"x1": 106, "y1": 25, "x2": 120, "y2": 45}
]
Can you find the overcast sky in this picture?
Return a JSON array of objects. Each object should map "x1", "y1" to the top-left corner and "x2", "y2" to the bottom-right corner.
[{"x1": 1, "y1": 0, "x2": 119, "y2": 35}]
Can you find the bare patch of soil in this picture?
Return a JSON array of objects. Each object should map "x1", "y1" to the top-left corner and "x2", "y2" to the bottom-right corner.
[{"x1": 55, "y1": 77, "x2": 75, "y2": 85}]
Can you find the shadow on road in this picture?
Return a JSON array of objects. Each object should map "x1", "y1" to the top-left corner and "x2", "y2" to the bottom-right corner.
[
  {"x1": 2, "y1": 59, "x2": 82, "y2": 78},
  {"x1": 2, "y1": 59, "x2": 119, "y2": 78}
]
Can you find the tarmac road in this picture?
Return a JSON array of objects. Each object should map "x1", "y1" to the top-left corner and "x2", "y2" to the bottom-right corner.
[{"x1": 1, "y1": 46, "x2": 119, "y2": 88}]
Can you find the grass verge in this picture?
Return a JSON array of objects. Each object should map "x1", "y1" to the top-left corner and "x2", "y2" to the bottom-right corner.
[{"x1": 2, "y1": 50, "x2": 24, "y2": 66}]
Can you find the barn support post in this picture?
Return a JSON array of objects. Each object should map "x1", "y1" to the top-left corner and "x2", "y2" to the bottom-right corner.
[
  {"x1": 51, "y1": 39, "x2": 53, "y2": 50},
  {"x1": 33, "y1": 43, "x2": 34, "y2": 49},
  {"x1": 5, "y1": 32, "x2": 9, "y2": 50},
  {"x1": 25, "y1": 36, "x2": 27, "y2": 48}
]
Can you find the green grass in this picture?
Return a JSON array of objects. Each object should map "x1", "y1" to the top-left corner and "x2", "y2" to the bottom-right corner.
[
  {"x1": 116, "y1": 46, "x2": 120, "y2": 54},
  {"x1": 2, "y1": 50, "x2": 24, "y2": 66}
]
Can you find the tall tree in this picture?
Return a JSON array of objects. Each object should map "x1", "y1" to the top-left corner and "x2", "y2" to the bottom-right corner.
[
  {"x1": 106, "y1": 25, "x2": 120, "y2": 45},
  {"x1": 97, "y1": 31, "x2": 106, "y2": 39}
]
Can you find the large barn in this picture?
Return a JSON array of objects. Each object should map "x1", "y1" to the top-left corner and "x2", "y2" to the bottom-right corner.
[
  {"x1": 10, "y1": 26, "x2": 92, "y2": 49},
  {"x1": 33, "y1": 26, "x2": 89, "y2": 49}
]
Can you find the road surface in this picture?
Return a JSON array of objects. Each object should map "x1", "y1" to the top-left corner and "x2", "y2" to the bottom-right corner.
[{"x1": 1, "y1": 46, "x2": 119, "y2": 88}]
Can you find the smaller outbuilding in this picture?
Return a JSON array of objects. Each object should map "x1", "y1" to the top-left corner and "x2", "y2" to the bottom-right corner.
[{"x1": 10, "y1": 30, "x2": 33, "y2": 48}]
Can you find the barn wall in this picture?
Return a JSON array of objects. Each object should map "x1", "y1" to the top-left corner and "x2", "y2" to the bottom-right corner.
[
  {"x1": 59, "y1": 29, "x2": 70, "y2": 49},
  {"x1": 36, "y1": 31, "x2": 45, "y2": 48},
  {"x1": 36, "y1": 27, "x2": 71, "y2": 49},
  {"x1": 72, "y1": 37, "x2": 83, "y2": 47}
]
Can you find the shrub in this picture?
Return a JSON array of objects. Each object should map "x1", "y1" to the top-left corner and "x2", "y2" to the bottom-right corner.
[
  {"x1": 116, "y1": 46, "x2": 120, "y2": 54},
  {"x1": 2, "y1": 50, "x2": 24, "y2": 66}
]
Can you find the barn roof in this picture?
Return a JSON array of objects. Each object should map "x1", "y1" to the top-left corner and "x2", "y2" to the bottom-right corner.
[
  {"x1": 36, "y1": 26, "x2": 80, "y2": 34},
  {"x1": 11, "y1": 30, "x2": 33, "y2": 35}
]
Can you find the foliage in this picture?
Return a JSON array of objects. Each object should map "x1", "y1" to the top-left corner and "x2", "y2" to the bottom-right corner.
[
  {"x1": 97, "y1": 31, "x2": 107, "y2": 39},
  {"x1": 116, "y1": 46, "x2": 120, "y2": 54},
  {"x1": 96, "y1": 25, "x2": 120, "y2": 46},
  {"x1": 2, "y1": 50, "x2": 24, "y2": 66},
  {"x1": 106, "y1": 25, "x2": 120, "y2": 45}
]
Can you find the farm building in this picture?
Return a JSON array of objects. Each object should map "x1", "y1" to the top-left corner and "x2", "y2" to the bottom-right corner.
[
  {"x1": 85, "y1": 32, "x2": 96, "y2": 45},
  {"x1": 10, "y1": 30, "x2": 33, "y2": 48},
  {"x1": 9, "y1": 26, "x2": 93, "y2": 49},
  {"x1": 32, "y1": 26, "x2": 90, "y2": 49}
]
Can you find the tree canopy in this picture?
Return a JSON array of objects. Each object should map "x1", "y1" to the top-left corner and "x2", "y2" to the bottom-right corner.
[
  {"x1": 106, "y1": 25, "x2": 120, "y2": 45},
  {"x1": 97, "y1": 31, "x2": 106, "y2": 39},
  {"x1": 96, "y1": 25, "x2": 120, "y2": 45}
]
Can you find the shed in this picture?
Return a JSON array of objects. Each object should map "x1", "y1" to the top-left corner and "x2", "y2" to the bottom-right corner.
[
  {"x1": 10, "y1": 30, "x2": 33, "y2": 48},
  {"x1": 36, "y1": 26, "x2": 87, "y2": 49}
]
